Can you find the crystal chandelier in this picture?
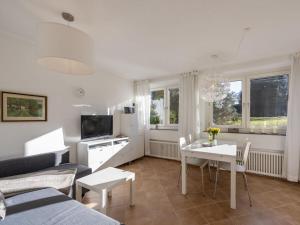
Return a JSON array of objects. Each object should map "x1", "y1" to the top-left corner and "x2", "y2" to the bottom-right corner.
[
  {"x1": 199, "y1": 55, "x2": 230, "y2": 103},
  {"x1": 198, "y1": 27, "x2": 250, "y2": 103}
]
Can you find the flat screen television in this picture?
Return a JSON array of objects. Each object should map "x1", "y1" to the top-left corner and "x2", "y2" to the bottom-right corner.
[{"x1": 81, "y1": 115, "x2": 113, "y2": 139}]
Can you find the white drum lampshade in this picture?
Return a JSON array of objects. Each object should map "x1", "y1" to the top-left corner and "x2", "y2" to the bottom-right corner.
[{"x1": 37, "y1": 22, "x2": 94, "y2": 75}]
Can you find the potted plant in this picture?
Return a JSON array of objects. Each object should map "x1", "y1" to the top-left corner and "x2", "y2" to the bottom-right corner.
[
  {"x1": 151, "y1": 116, "x2": 160, "y2": 129},
  {"x1": 207, "y1": 127, "x2": 220, "y2": 146}
]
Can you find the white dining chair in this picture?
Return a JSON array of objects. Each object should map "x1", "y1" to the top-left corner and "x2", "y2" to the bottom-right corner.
[
  {"x1": 178, "y1": 136, "x2": 211, "y2": 195},
  {"x1": 188, "y1": 133, "x2": 212, "y2": 180},
  {"x1": 213, "y1": 141, "x2": 252, "y2": 206},
  {"x1": 188, "y1": 134, "x2": 193, "y2": 144}
]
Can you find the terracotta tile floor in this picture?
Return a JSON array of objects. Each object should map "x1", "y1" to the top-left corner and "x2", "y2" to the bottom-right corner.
[{"x1": 83, "y1": 157, "x2": 300, "y2": 225}]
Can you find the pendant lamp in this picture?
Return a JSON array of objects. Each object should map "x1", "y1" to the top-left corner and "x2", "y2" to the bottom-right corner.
[{"x1": 37, "y1": 12, "x2": 94, "y2": 75}]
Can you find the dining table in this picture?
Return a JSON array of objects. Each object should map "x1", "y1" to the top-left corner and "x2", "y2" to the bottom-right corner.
[{"x1": 181, "y1": 139, "x2": 237, "y2": 209}]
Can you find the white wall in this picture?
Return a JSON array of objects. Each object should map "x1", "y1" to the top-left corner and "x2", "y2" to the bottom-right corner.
[{"x1": 0, "y1": 31, "x2": 133, "y2": 161}]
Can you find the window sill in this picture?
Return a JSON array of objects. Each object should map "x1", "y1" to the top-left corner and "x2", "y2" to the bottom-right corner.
[
  {"x1": 203, "y1": 130, "x2": 286, "y2": 136},
  {"x1": 150, "y1": 127, "x2": 178, "y2": 131},
  {"x1": 224, "y1": 131, "x2": 285, "y2": 136}
]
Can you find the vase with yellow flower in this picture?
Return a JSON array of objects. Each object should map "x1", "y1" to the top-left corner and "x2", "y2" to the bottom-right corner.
[{"x1": 207, "y1": 127, "x2": 220, "y2": 146}]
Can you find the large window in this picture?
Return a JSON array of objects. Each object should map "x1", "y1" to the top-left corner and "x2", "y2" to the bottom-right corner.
[
  {"x1": 213, "y1": 80, "x2": 242, "y2": 126},
  {"x1": 150, "y1": 87, "x2": 179, "y2": 127},
  {"x1": 250, "y1": 75, "x2": 288, "y2": 128},
  {"x1": 150, "y1": 90, "x2": 165, "y2": 125},
  {"x1": 169, "y1": 88, "x2": 179, "y2": 124},
  {"x1": 211, "y1": 72, "x2": 289, "y2": 131}
]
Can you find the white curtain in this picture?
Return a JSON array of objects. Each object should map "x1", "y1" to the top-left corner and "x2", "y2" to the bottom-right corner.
[
  {"x1": 283, "y1": 53, "x2": 300, "y2": 182},
  {"x1": 135, "y1": 80, "x2": 150, "y2": 155},
  {"x1": 179, "y1": 72, "x2": 201, "y2": 140}
]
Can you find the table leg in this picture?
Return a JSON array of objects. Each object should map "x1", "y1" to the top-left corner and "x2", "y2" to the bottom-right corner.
[
  {"x1": 181, "y1": 154, "x2": 187, "y2": 195},
  {"x1": 76, "y1": 183, "x2": 82, "y2": 202},
  {"x1": 130, "y1": 179, "x2": 135, "y2": 206},
  {"x1": 100, "y1": 188, "x2": 108, "y2": 214},
  {"x1": 108, "y1": 189, "x2": 112, "y2": 198},
  {"x1": 230, "y1": 160, "x2": 236, "y2": 209}
]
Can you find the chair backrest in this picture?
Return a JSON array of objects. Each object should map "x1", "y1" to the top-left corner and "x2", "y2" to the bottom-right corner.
[
  {"x1": 179, "y1": 137, "x2": 187, "y2": 151},
  {"x1": 188, "y1": 134, "x2": 193, "y2": 144},
  {"x1": 242, "y1": 141, "x2": 251, "y2": 165}
]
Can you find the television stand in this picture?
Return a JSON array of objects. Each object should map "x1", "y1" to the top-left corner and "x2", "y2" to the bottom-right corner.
[
  {"x1": 80, "y1": 135, "x2": 114, "y2": 142},
  {"x1": 77, "y1": 137, "x2": 134, "y2": 172},
  {"x1": 78, "y1": 113, "x2": 144, "y2": 172}
]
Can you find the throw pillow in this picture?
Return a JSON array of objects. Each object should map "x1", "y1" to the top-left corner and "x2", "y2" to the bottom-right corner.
[
  {"x1": 0, "y1": 190, "x2": 6, "y2": 220},
  {"x1": 0, "y1": 169, "x2": 77, "y2": 197}
]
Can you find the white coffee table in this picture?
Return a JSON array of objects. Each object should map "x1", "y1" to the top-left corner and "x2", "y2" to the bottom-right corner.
[{"x1": 76, "y1": 167, "x2": 135, "y2": 214}]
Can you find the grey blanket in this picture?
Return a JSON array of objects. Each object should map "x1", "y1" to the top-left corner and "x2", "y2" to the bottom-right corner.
[{"x1": 0, "y1": 188, "x2": 120, "y2": 225}]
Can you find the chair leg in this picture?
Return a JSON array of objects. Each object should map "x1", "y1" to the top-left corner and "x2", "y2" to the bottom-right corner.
[
  {"x1": 201, "y1": 167, "x2": 205, "y2": 196},
  {"x1": 208, "y1": 161, "x2": 212, "y2": 181},
  {"x1": 242, "y1": 172, "x2": 252, "y2": 207},
  {"x1": 213, "y1": 162, "x2": 219, "y2": 198},
  {"x1": 177, "y1": 165, "x2": 182, "y2": 186}
]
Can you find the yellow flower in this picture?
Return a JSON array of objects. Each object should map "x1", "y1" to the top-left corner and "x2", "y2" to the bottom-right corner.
[{"x1": 207, "y1": 127, "x2": 220, "y2": 135}]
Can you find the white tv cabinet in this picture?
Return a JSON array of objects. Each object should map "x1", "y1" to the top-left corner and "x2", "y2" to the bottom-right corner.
[
  {"x1": 77, "y1": 137, "x2": 129, "y2": 172},
  {"x1": 77, "y1": 113, "x2": 144, "y2": 172}
]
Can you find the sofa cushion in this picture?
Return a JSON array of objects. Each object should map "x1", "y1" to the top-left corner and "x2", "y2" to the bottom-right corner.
[
  {"x1": 0, "y1": 153, "x2": 56, "y2": 178},
  {"x1": 0, "y1": 169, "x2": 76, "y2": 197},
  {"x1": 0, "y1": 190, "x2": 6, "y2": 220},
  {"x1": 2, "y1": 188, "x2": 120, "y2": 225},
  {"x1": 54, "y1": 164, "x2": 92, "y2": 199},
  {"x1": 41, "y1": 163, "x2": 92, "y2": 199}
]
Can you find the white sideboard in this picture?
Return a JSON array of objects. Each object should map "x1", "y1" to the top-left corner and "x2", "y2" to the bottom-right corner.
[
  {"x1": 77, "y1": 113, "x2": 144, "y2": 172},
  {"x1": 77, "y1": 137, "x2": 129, "y2": 172},
  {"x1": 120, "y1": 113, "x2": 144, "y2": 160}
]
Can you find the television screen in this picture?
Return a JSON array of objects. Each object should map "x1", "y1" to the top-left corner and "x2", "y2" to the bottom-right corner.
[{"x1": 81, "y1": 115, "x2": 113, "y2": 139}]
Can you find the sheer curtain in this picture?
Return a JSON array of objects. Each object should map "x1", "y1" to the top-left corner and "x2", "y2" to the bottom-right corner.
[
  {"x1": 135, "y1": 80, "x2": 150, "y2": 155},
  {"x1": 179, "y1": 72, "x2": 201, "y2": 140},
  {"x1": 283, "y1": 53, "x2": 300, "y2": 182}
]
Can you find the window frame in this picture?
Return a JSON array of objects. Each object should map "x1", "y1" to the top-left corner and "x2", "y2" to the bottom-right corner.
[
  {"x1": 209, "y1": 70, "x2": 290, "y2": 131},
  {"x1": 150, "y1": 88, "x2": 166, "y2": 126},
  {"x1": 210, "y1": 77, "x2": 246, "y2": 129},
  {"x1": 150, "y1": 86, "x2": 179, "y2": 129},
  {"x1": 246, "y1": 71, "x2": 289, "y2": 130},
  {"x1": 167, "y1": 87, "x2": 180, "y2": 126}
]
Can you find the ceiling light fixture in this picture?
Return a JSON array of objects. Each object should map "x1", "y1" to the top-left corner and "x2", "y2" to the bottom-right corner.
[
  {"x1": 199, "y1": 54, "x2": 230, "y2": 103},
  {"x1": 199, "y1": 27, "x2": 251, "y2": 103},
  {"x1": 37, "y1": 12, "x2": 94, "y2": 75}
]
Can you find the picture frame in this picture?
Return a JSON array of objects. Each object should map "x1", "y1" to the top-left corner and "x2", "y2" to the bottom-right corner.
[{"x1": 1, "y1": 92, "x2": 47, "y2": 122}]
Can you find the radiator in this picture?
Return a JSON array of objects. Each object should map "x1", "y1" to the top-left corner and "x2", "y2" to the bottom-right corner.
[
  {"x1": 239, "y1": 150, "x2": 284, "y2": 178},
  {"x1": 149, "y1": 140, "x2": 180, "y2": 160},
  {"x1": 149, "y1": 140, "x2": 284, "y2": 178}
]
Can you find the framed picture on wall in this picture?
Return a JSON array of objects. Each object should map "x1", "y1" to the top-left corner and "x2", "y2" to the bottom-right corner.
[{"x1": 1, "y1": 92, "x2": 47, "y2": 122}]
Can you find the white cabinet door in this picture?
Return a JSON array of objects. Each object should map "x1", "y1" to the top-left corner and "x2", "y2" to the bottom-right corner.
[
  {"x1": 130, "y1": 134, "x2": 144, "y2": 160},
  {"x1": 135, "y1": 134, "x2": 145, "y2": 158},
  {"x1": 121, "y1": 114, "x2": 138, "y2": 137},
  {"x1": 120, "y1": 114, "x2": 145, "y2": 163}
]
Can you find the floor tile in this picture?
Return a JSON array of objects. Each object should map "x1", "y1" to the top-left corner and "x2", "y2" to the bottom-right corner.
[{"x1": 82, "y1": 157, "x2": 300, "y2": 225}]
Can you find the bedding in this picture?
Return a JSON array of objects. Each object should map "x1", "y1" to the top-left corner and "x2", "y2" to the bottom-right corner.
[{"x1": 1, "y1": 188, "x2": 120, "y2": 225}]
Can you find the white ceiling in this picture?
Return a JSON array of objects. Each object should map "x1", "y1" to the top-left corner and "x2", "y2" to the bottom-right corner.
[{"x1": 1, "y1": 0, "x2": 300, "y2": 80}]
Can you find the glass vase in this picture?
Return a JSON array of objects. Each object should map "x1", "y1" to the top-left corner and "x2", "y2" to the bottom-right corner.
[
  {"x1": 208, "y1": 133, "x2": 213, "y2": 144},
  {"x1": 212, "y1": 139, "x2": 217, "y2": 146}
]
